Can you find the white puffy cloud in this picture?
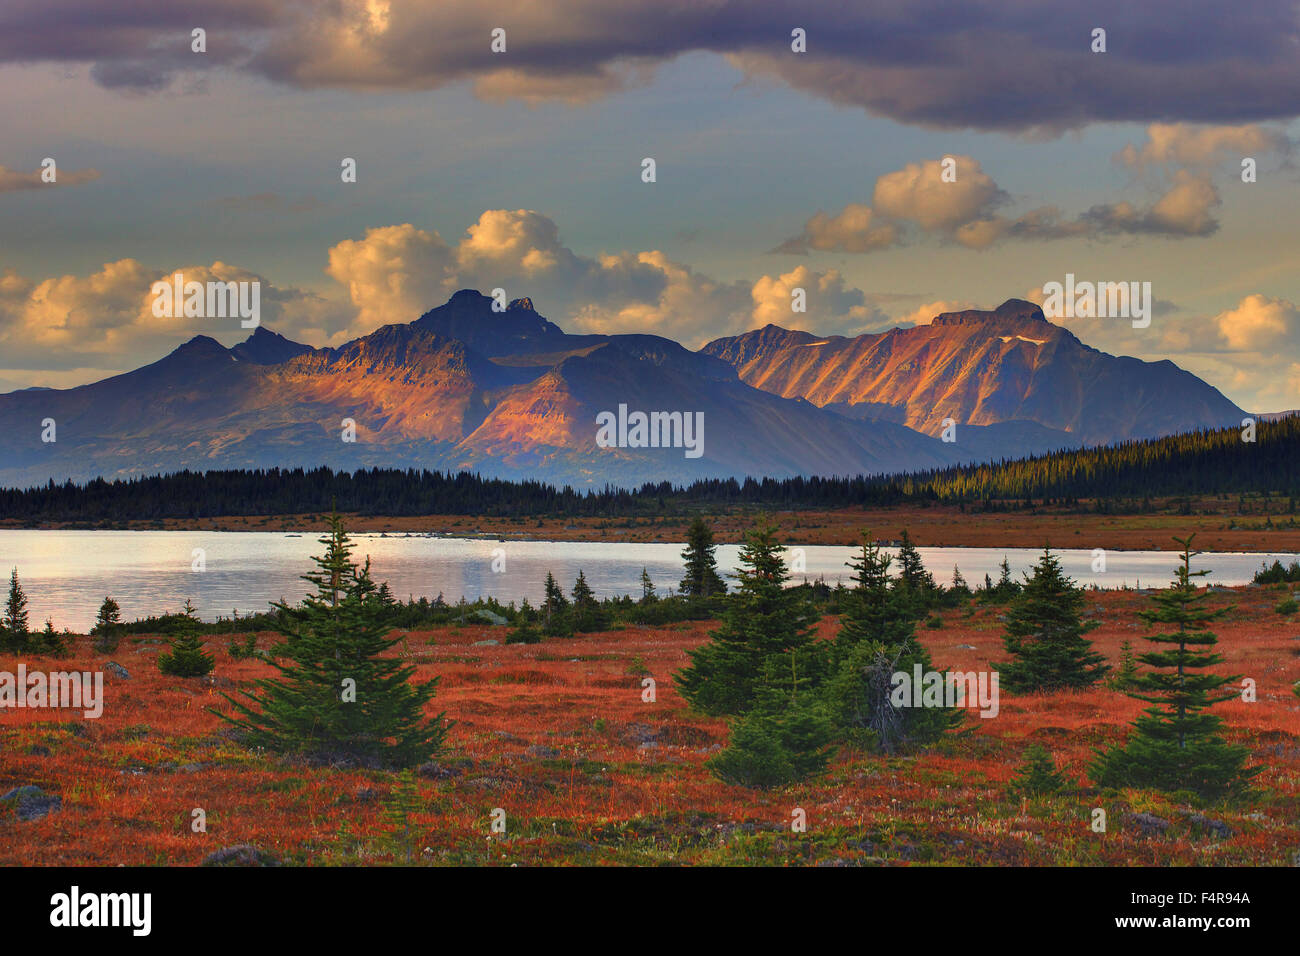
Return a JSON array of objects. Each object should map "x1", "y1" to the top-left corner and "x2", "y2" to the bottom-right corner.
[
  {"x1": 1214, "y1": 294, "x2": 1297, "y2": 350},
  {"x1": 1084, "y1": 170, "x2": 1221, "y2": 237},
  {"x1": 777, "y1": 155, "x2": 1225, "y2": 255},
  {"x1": 325, "y1": 224, "x2": 454, "y2": 335},
  {"x1": 1116, "y1": 123, "x2": 1291, "y2": 169},
  {"x1": 773, "y1": 204, "x2": 897, "y2": 254},
  {"x1": 0, "y1": 259, "x2": 345, "y2": 377},
  {"x1": 872, "y1": 158, "x2": 1004, "y2": 232},
  {"x1": 749, "y1": 266, "x2": 886, "y2": 335}
]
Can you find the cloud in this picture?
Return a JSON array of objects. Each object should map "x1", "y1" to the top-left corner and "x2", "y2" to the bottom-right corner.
[
  {"x1": 325, "y1": 224, "x2": 455, "y2": 335},
  {"x1": 0, "y1": 208, "x2": 904, "y2": 386},
  {"x1": 749, "y1": 266, "x2": 886, "y2": 335},
  {"x1": 1082, "y1": 170, "x2": 1221, "y2": 237},
  {"x1": 778, "y1": 156, "x2": 1221, "y2": 254},
  {"x1": 893, "y1": 300, "x2": 979, "y2": 328},
  {"x1": 872, "y1": 158, "x2": 1005, "y2": 232},
  {"x1": 0, "y1": 164, "x2": 100, "y2": 194},
  {"x1": 1116, "y1": 123, "x2": 1291, "y2": 169},
  {"x1": 325, "y1": 210, "x2": 758, "y2": 347},
  {"x1": 774, "y1": 204, "x2": 897, "y2": 255},
  {"x1": 0, "y1": 260, "x2": 344, "y2": 374},
  {"x1": 1214, "y1": 294, "x2": 1298, "y2": 350},
  {"x1": 6, "y1": 2, "x2": 1300, "y2": 132}
]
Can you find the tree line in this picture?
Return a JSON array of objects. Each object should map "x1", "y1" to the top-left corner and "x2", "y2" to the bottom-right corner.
[{"x1": 1, "y1": 416, "x2": 1295, "y2": 522}]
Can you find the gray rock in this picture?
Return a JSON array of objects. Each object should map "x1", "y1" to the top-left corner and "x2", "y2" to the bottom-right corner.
[
  {"x1": 526, "y1": 745, "x2": 561, "y2": 759},
  {"x1": 201, "y1": 844, "x2": 281, "y2": 867},
  {"x1": 1186, "y1": 813, "x2": 1232, "y2": 839},
  {"x1": 1, "y1": 785, "x2": 62, "y2": 822},
  {"x1": 472, "y1": 639, "x2": 500, "y2": 646},
  {"x1": 1127, "y1": 812, "x2": 1171, "y2": 837},
  {"x1": 103, "y1": 661, "x2": 130, "y2": 680}
]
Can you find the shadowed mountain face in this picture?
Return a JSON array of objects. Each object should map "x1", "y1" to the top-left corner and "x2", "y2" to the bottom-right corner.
[
  {"x1": 0, "y1": 293, "x2": 1244, "y2": 489},
  {"x1": 703, "y1": 299, "x2": 1246, "y2": 443}
]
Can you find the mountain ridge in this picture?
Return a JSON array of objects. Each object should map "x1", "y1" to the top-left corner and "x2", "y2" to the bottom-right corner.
[{"x1": 0, "y1": 292, "x2": 1245, "y2": 489}]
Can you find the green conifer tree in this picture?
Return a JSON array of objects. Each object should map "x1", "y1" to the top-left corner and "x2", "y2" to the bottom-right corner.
[
  {"x1": 707, "y1": 665, "x2": 834, "y2": 789},
  {"x1": 219, "y1": 514, "x2": 450, "y2": 768},
  {"x1": 1009, "y1": 744, "x2": 1069, "y2": 796},
  {"x1": 158, "y1": 600, "x2": 215, "y2": 677},
  {"x1": 3, "y1": 568, "x2": 30, "y2": 652},
  {"x1": 37, "y1": 618, "x2": 70, "y2": 657},
  {"x1": 1091, "y1": 536, "x2": 1258, "y2": 800},
  {"x1": 679, "y1": 517, "x2": 727, "y2": 599},
  {"x1": 996, "y1": 547, "x2": 1108, "y2": 692},
  {"x1": 506, "y1": 599, "x2": 542, "y2": 644},
  {"x1": 826, "y1": 534, "x2": 962, "y2": 751},
  {"x1": 674, "y1": 519, "x2": 821, "y2": 716},
  {"x1": 541, "y1": 572, "x2": 571, "y2": 637},
  {"x1": 91, "y1": 596, "x2": 123, "y2": 653},
  {"x1": 570, "y1": 570, "x2": 606, "y2": 632},
  {"x1": 381, "y1": 770, "x2": 423, "y2": 864}
]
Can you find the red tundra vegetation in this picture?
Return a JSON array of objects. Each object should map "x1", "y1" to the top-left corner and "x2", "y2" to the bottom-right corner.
[{"x1": 1, "y1": 586, "x2": 1297, "y2": 866}]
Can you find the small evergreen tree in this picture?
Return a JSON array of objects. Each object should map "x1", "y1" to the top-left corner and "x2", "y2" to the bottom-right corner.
[
  {"x1": 675, "y1": 519, "x2": 821, "y2": 716},
  {"x1": 228, "y1": 632, "x2": 258, "y2": 660},
  {"x1": 381, "y1": 770, "x2": 422, "y2": 864},
  {"x1": 1009, "y1": 745, "x2": 1069, "y2": 796},
  {"x1": 995, "y1": 547, "x2": 1108, "y2": 692},
  {"x1": 570, "y1": 571, "x2": 606, "y2": 632},
  {"x1": 639, "y1": 568, "x2": 657, "y2": 604},
  {"x1": 1109, "y1": 640, "x2": 1139, "y2": 691},
  {"x1": 37, "y1": 618, "x2": 70, "y2": 657},
  {"x1": 158, "y1": 600, "x2": 215, "y2": 677},
  {"x1": 3, "y1": 568, "x2": 30, "y2": 652},
  {"x1": 506, "y1": 599, "x2": 542, "y2": 644},
  {"x1": 219, "y1": 514, "x2": 450, "y2": 768},
  {"x1": 679, "y1": 517, "x2": 727, "y2": 599},
  {"x1": 1091, "y1": 536, "x2": 1258, "y2": 800},
  {"x1": 826, "y1": 534, "x2": 962, "y2": 752},
  {"x1": 980, "y1": 557, "x2": 1021, "y2": 604},
  {"x1": 707, "y1": 688, "x2": 833, "y2": 789},
  {"x1": 894, "y1": 530, "x2": 934, "y2": 593},
  {"x1": 91, "y1": 596, "x2": 123, "y2": 653},
  {"x1": 541, "y1": 572, "x2": 571, "y2": 637}
]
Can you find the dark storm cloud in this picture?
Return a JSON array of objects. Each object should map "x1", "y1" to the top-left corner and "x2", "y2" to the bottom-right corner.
[{"x1": 2, "y1": 1, "x2": 1299, "y2": 130}]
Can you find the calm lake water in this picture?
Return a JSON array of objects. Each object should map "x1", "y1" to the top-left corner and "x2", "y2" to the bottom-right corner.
[{"x1": 0, "y1": 530, "x2": 1292, "y2": 631}]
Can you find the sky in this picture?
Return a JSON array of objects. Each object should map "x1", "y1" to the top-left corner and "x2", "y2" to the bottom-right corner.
[{"x1": 1, "y1": 0, "x2": 1299, "y2": 412}]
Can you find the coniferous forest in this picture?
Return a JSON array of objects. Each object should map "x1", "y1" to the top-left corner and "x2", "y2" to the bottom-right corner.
[{"x1": 1, "y1": 416, "x2": 1295, "y2": 522}]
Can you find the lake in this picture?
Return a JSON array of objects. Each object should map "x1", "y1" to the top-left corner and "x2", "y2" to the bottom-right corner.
[{"x1": 0, "y1": 530, "x2": 1292, "y2": 631}]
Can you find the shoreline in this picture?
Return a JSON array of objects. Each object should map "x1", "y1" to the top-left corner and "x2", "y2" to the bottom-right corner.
[{"x1": 3, "y1": 502, "x2": 1297, "y2": 552}]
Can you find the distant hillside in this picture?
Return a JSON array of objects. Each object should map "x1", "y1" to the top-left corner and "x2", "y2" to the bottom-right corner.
[{"x1": 2, "y1": 416, "x2": 1294, "y2": 522}]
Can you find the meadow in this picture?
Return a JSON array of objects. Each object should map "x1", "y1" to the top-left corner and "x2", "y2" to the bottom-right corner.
[{"x1": 2, "y1": 584, "x2": 1297, "y2": 866}]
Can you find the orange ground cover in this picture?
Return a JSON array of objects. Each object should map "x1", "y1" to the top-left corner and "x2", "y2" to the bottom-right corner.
[{"x1": 1, "y1": 586, "x2": 1297, "y2": 866}]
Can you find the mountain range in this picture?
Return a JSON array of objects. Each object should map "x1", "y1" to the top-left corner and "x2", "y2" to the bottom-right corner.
[{"x1": 0, "y1": 291, "x2": 1247, "y2": 489}]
